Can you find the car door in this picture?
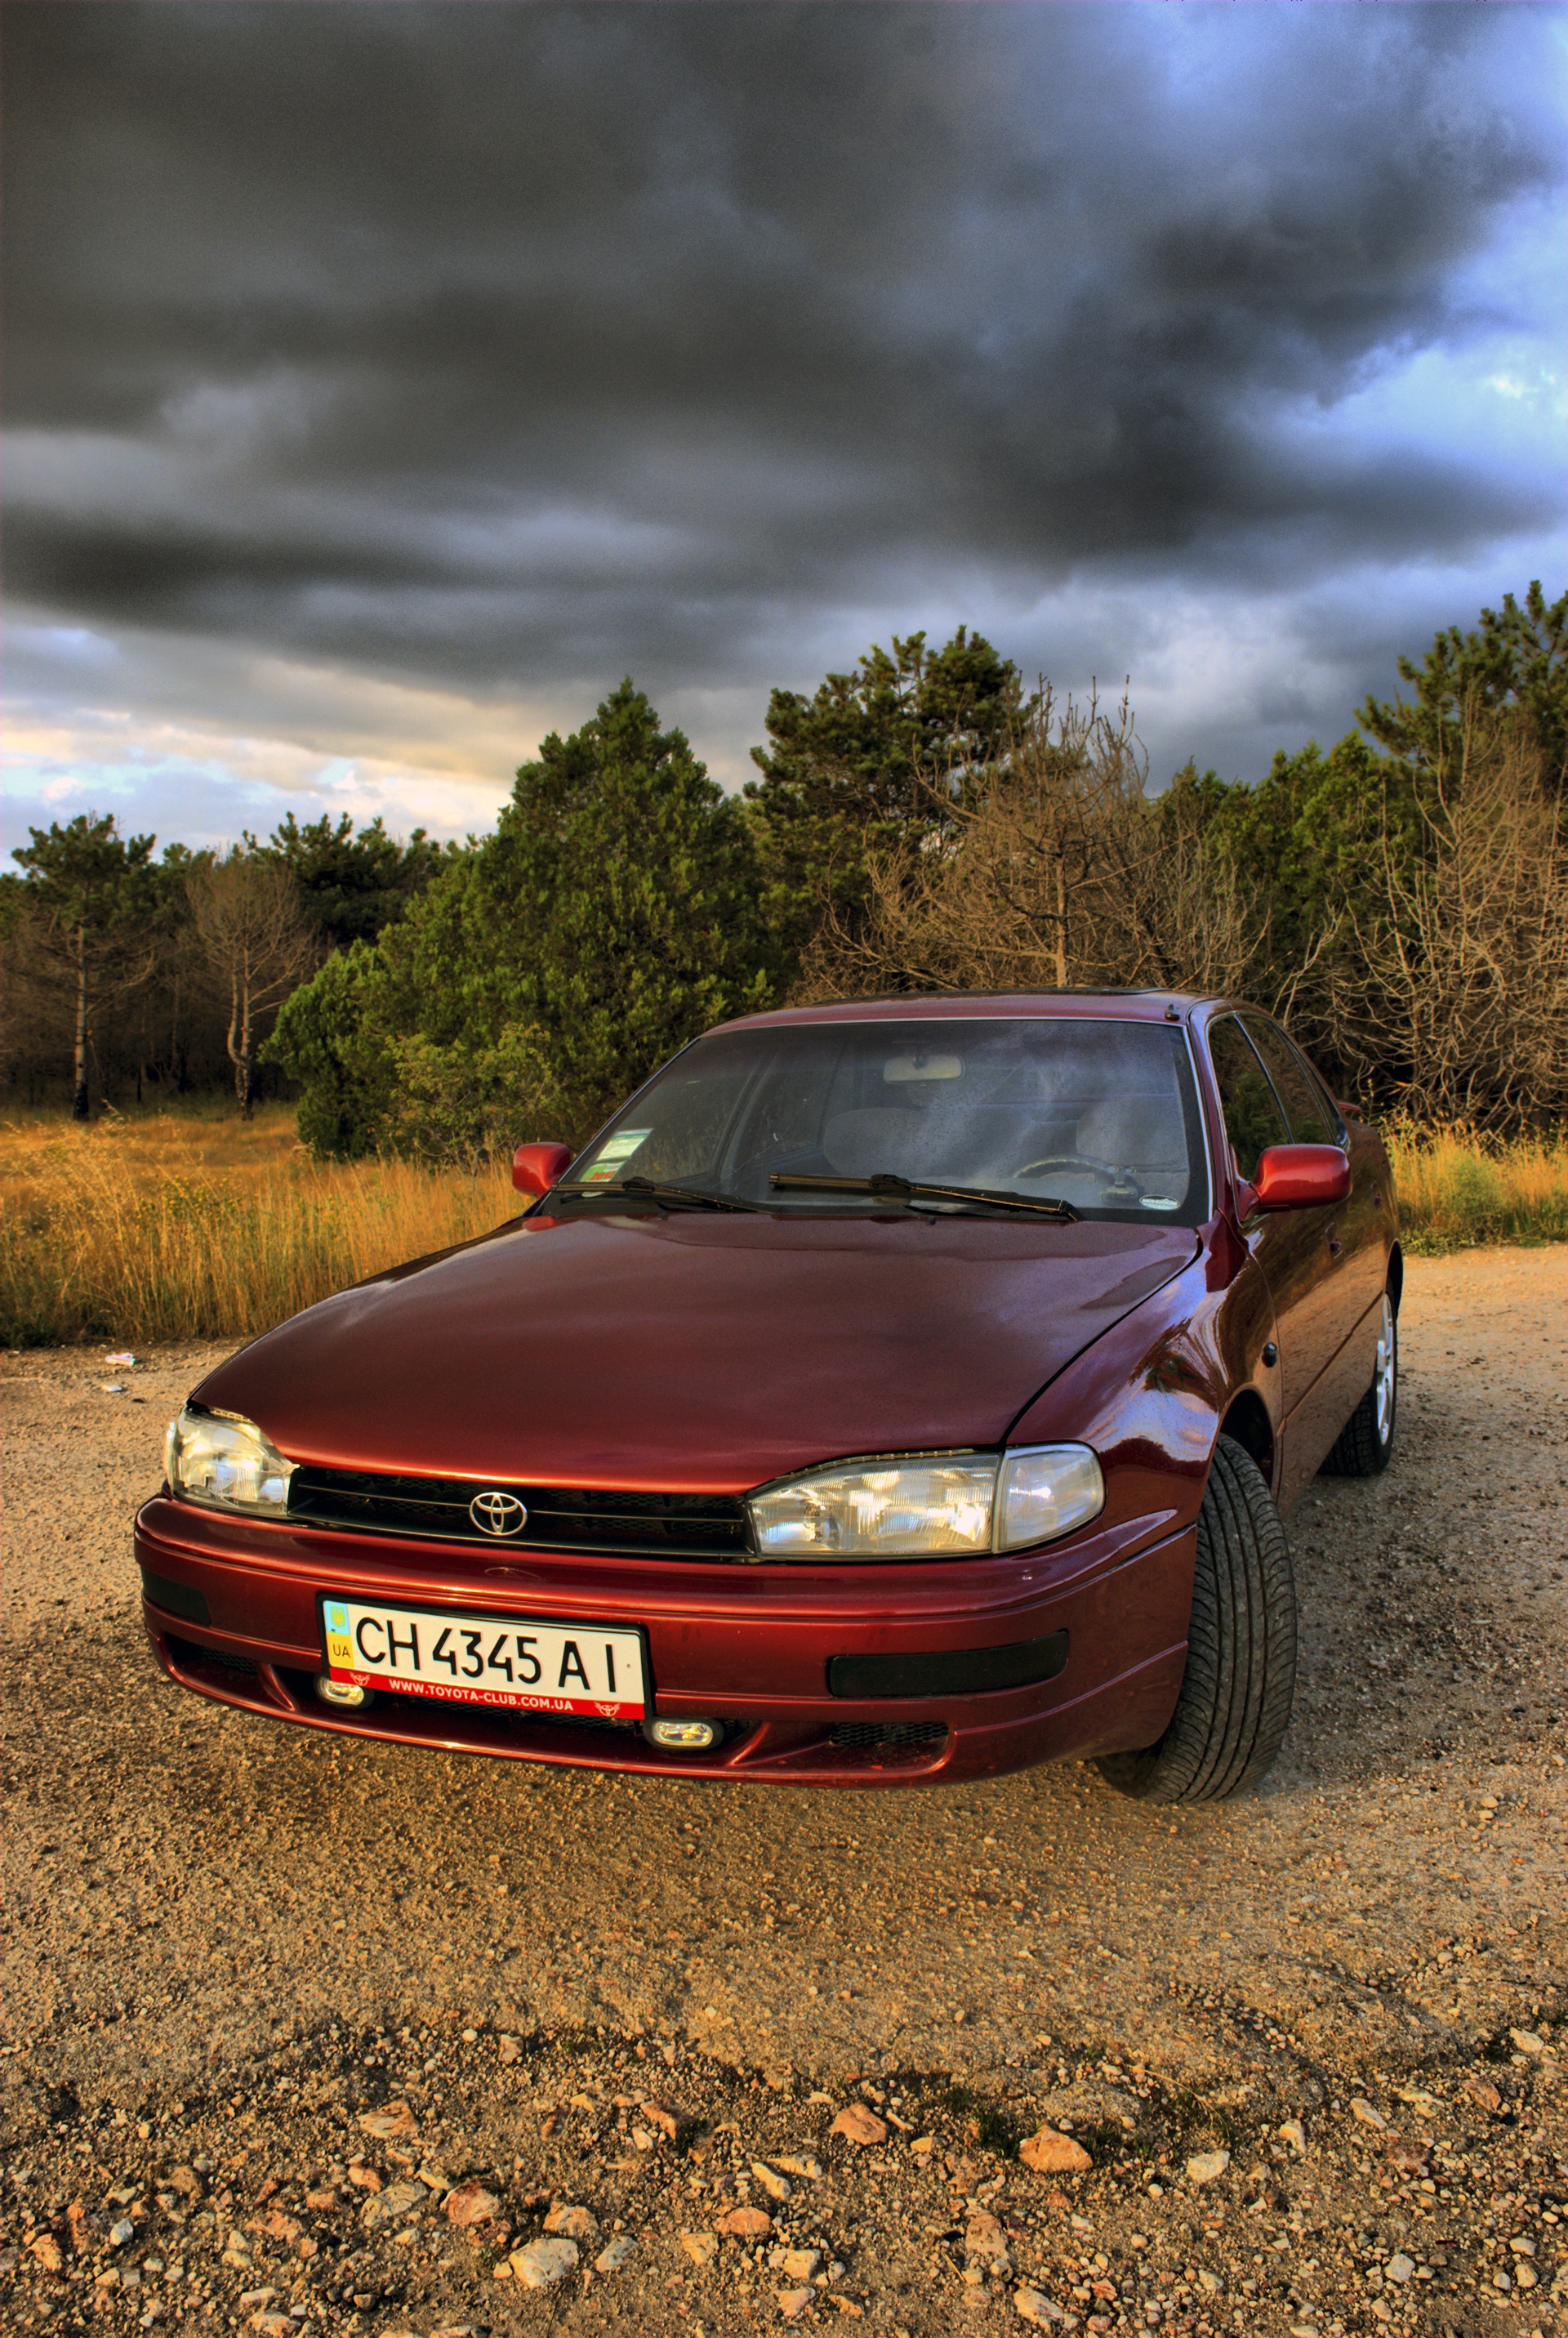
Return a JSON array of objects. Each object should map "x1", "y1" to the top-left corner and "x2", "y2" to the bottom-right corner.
[
  {"x1": 1241, "y1": 1012, "x2": 1388, "y2": 1457},
  {"x1": 1206, "y1": 1013, "x2": 1343, "y2": 1435},
  {"x1": 1242, "y1": 1013, "x2": 1388, "y2": 1317},
  {"x1": 1236, "y1": 1012, "x2": 1356, "y2": 1385},
  {"x1": 1241, "y1": 1013, "x2": 1387, "y2": 1325}
]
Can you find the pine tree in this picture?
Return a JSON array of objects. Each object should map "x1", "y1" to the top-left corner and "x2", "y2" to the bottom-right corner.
[
  {"x1": 269, "y1": 681, "x2": 779, "y2": 1153},
  {"x1": 744, "y1": 627, "x2": 1025, "y2": 948},
  {"x1": 11, "y1": 814, "x2": 159, "y2": 1118},
  {"x1": 1358, "y1": 580, "x2": 1567, "y2": 787}
]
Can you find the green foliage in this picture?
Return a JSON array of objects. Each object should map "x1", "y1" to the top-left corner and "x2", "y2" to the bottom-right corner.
[
  {"x1": 1358, "y1": 578, "x2": 1568, "y2": 784},
  {"x1": 11, "y1": 810, "x2": 161, "y2": 930},
  {"x1": 1170, "y1": 687, "x2": 1566, "y2": 1122},
  {"x1": 1168, "y1": 731, "x2": 1410, "y2": 986},
  {"x1": 484, "y1": 678, "x2": 777, "y2": 1116},
  {"x1": 271, "y1": 681, "x2": 778, "y2": 1156},
  {"x1": 20, "y1": 586, "x2": 1564, "y2": 1143},
  {"x1": 3, "y1": 809, "x2": 454, "y2": 1113},
  {"x1": 265, "y1": 943, "x2": 396, "y2": 1159},
  {"x1": 379, "y1": 1025, "x2": 565, "y2": 1172},
  {"x1": 745, "y1": 627, "x2": 1024, "y2": 945},
  {"x1": 10, "y1": 813, "x2": 167, "y2": 1116},
  {"x1": 256, "y1": 812, "x2": 448, "y2": 949}
]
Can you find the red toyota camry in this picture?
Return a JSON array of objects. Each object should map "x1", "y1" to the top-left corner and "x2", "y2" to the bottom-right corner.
[{"x1": 136, "y1": 993, "x2": 1399, "y2": 1800}]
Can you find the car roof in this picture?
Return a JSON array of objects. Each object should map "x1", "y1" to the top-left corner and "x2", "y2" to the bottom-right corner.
[{"x1": 710, "y1": 989, "x2": 1223, "y2": 1035}]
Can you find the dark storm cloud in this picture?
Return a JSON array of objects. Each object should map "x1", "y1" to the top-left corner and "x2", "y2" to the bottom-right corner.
[{"x1": 4, "y1": 2, "x2": 1561, "y2": 690}]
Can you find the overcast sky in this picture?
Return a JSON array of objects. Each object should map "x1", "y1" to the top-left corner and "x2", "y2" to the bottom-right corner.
[{"x1": 6, "y1": 1, "x2": 1566, "y2": 853}]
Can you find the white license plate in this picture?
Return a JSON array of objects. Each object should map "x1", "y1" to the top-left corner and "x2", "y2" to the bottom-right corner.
[{"x1": 321, "y1": 1598, "x2": 647, "y2": 1720}]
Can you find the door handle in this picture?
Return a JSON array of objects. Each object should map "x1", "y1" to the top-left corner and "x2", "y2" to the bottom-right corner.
[{"x1": 1327, "y1": 1232, "x2": 1343, "y2": 1258}]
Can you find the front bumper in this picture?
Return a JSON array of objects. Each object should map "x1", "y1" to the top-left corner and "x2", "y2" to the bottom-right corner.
[{"x1": 133, "y1": 1494, "x2": 1196, "y2": 1787}]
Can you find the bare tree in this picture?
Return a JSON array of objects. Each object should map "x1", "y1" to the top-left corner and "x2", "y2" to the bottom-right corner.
[
  {"x1": 187, "y1": 853, "x2": 318, "y2": 1118},
  {"x1": 803, "y1": 687, "x2": 1276, "y2": 1006},
  {"x1": 1330, "y1": 708, "x2": 1568, "y2": 1128}
]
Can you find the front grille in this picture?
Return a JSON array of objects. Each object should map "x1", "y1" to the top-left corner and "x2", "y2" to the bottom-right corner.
[
  {"x1": 831, "y1": 1720, "x2": 950, "y2": 1751},
  {"x1": 286, "y1": 1466, "x2": 753, "y2": 1559}
]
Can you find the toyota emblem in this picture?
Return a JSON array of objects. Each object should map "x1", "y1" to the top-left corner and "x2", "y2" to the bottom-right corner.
[{"x1": 469, "y1": 1489, "x2": 528, "y2": 1538}]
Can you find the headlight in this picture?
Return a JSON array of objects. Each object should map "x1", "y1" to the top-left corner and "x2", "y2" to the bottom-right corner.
[
  {"x1": 164, "y1": 1403, "x2": 296, "y2": 1515},
  {"x1": 746, "y1": 1446, "x2": 1102, "y2": 1559},
  {"x1": 996, "y1": 1446, "x2": 1105, "y2": 1550}
]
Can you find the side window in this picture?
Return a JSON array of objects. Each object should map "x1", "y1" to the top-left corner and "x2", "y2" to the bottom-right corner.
[
  {"x1": 1208, "y1": 1016, "x2": 1289, "y2": 1182},
  {"x1": 1298, "y1": 1049, "x2": 1346, "y2": 1140},
  {"x1": 1241, "y1": 1015, "x2": 1336, "y2": 1146}
]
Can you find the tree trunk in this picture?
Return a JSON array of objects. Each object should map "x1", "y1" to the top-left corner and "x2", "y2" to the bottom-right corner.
[
  {"x1": 1054, "y1": 850, "x2": 1069, "y2": 988},
  {"x1": 72, "y1": 921, "x2": 91, "y2": 1121},
  {"x1": 170, "y1": 970, "x2": 189, "y2": 1094},
  {"x1": 239, "y1": 974, "x2": 255, "y2": 1118},
  {"x1": 228, "y1": 960, "x2": 256, "y2": 1118}
]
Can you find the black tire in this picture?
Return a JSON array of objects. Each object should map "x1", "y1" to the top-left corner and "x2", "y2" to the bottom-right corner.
[
  {"x1": 1096, "y1": 1436, "x2": 1297, "y2": 1804},
  {"x1": 1320, "y1": 1290, "x2": 1397, "y2": 1477}
]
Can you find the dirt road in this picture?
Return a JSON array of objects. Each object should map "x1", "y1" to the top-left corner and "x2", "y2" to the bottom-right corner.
[{"x1": 4, "y1": 1250, "x2": 1565, "y2": 2337}]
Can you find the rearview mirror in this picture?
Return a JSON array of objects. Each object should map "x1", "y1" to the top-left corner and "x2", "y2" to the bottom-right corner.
[
  {"x1": 1253, "y1": 1144, "x2": 1351, "y2": 1211},
  {"x1": 512, "y1": 1141, "x2": 573, "y2": 1198}
]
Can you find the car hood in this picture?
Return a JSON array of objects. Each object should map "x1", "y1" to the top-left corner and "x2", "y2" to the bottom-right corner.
[{"x1": 196, "y1": 1210, "x2": 1200, "y2": 1492}]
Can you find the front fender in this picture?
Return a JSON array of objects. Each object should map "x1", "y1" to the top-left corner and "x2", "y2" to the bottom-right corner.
[{"x1": 1007, "y1": 1222, "x2": 1281, "y2": 1528}]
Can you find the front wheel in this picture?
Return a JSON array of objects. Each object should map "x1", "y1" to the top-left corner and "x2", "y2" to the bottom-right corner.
[
  {"x1": 1319, "y1": 1291, "x2": 1397, "y2": 1476},
  {"x1": 1096, "y1": 1436, "x2": 1297, "y2": 1804}
]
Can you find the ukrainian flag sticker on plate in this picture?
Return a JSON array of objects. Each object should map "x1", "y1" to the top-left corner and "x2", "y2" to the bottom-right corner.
[{"x1": 324, "y1": 1601, "x2": 354, "y2": 1671}]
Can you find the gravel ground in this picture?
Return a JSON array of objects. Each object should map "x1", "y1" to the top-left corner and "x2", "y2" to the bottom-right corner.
[{"x1": 4, "y1": 1248, "x2": 1566, "y2": 2338}]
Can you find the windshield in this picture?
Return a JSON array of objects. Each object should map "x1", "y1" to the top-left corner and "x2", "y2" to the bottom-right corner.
[{"x1": 562, "y1": 1017, "x2": 1209, "y2": 1224}]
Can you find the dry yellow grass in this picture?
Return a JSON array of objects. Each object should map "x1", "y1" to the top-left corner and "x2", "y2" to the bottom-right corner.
[
  {"x1": 0, "y1": 1106, "x2": 515, "y2": 1348},
  {"x1": 2, "y1": 1104, "x2": 1563, "y2": 1346},
  {"x1": 1383, "y1": 1120, "x2": 1568, "y2": 1252}
]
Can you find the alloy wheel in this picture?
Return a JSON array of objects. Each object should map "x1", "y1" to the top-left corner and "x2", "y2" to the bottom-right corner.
[{"x1": 1373, "y1": 1293, "x2": 1396, "y2": 1443}]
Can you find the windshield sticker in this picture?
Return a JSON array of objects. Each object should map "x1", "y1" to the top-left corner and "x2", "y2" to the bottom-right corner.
[
  {"x1": 581, "y1": 1129, "x2": 653, "y2": 1183},
  {"x1": 1140, "y1": 1197, "x2": 1180, "y2": 1210}
]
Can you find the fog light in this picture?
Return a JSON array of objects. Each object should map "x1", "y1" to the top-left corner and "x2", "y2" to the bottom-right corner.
[
  {"x1": 316, "y1": 1675, "x2": 373, "y2": 1710},
  {"x1": 641, "y1": 1716, "x2": 721, "y2": 1751}
]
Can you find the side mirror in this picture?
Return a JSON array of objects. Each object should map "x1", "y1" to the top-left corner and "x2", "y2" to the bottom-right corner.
[
  {"x1": 512, "y1": 1140, "x2": 573, "y2": 1198},
  {"x1": 1252, "y1": 1144, "x2": 1351, "y2": 1211}
]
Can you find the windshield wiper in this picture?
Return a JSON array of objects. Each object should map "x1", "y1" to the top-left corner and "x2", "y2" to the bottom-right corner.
[
  {"x1": 558, "y1": 1176, "x2": 767, "y2": 1214},
  {"x1": 769, "y1": 1171, "x2": 1077, "y2": 1220}
]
